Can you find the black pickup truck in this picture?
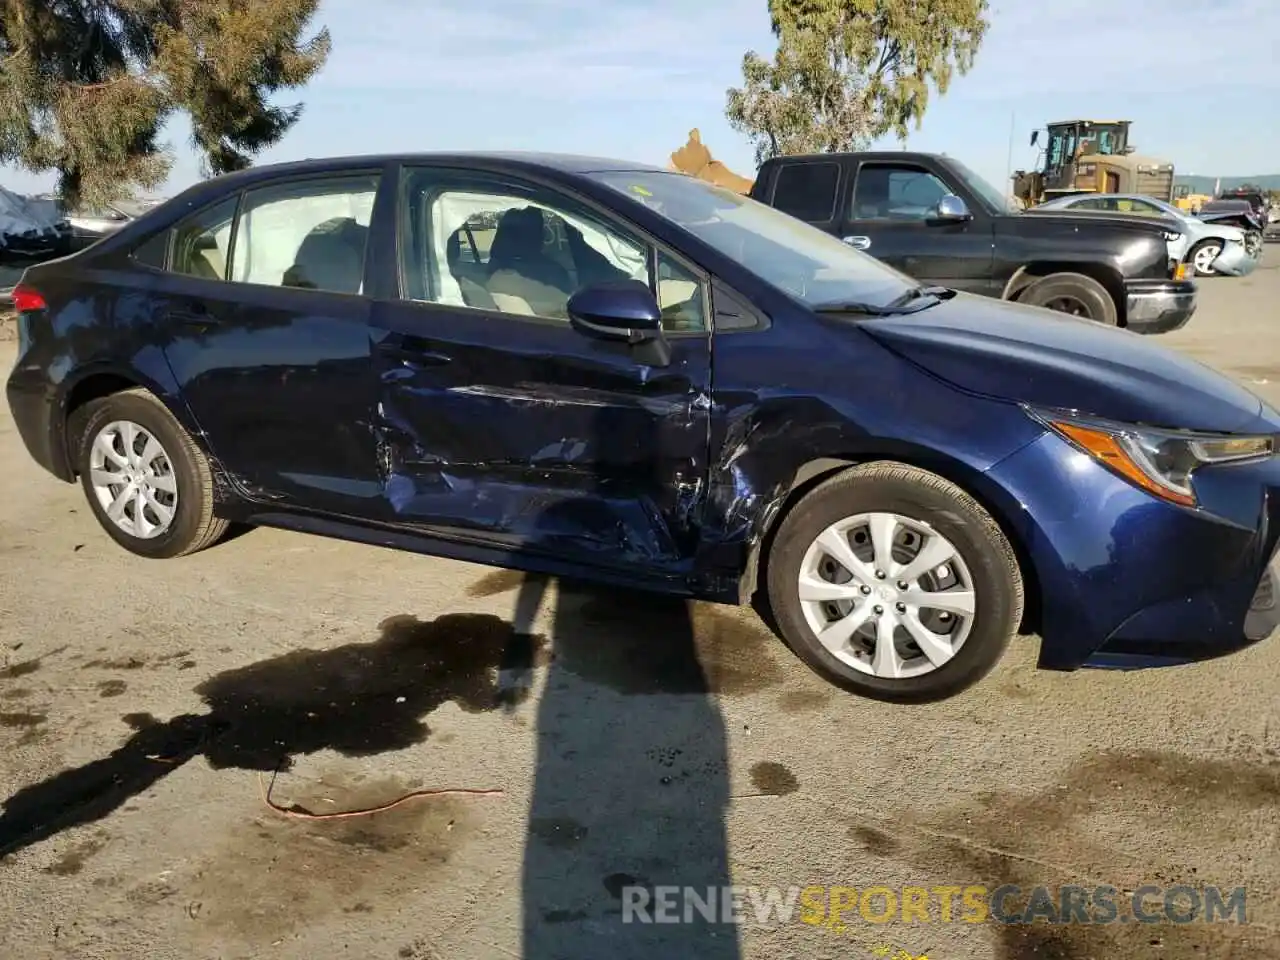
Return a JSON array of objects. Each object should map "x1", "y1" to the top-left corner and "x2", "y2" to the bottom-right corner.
[{"x1": 748, "y1": 151, "x2": 1198, "y2": 332}]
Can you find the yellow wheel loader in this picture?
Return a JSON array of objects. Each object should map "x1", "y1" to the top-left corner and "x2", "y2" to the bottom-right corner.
[{"x1": 1011, "y1": 120, "x2": 1176, "y2": 208}]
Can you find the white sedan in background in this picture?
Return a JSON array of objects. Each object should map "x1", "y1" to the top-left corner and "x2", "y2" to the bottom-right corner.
[{"x1": 1032, "y1": 192, "x2": 1256, "y2": 278}]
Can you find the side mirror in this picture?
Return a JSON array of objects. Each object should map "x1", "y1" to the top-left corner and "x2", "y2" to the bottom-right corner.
[
  {"x1": 567, "y1": 280, "x2": 671, "y2": 365},
  {"x1": 1029, "y1": 130, "x2": 1039, "y2": 147},
  {"x1": 935, "y1": 195, "x2": 972, "y2": 222}
]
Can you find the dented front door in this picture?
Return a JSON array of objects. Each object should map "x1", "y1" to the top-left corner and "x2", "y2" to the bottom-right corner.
[{"x1": 367, "y1": 303, "x2": 711, "y2": 581}]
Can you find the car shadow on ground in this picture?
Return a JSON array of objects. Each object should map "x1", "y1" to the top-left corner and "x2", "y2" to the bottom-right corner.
[{"x1": 0, "y1": 574, "x2": 753, "y2": 958}]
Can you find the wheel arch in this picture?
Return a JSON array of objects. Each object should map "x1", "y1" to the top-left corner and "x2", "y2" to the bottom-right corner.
[
  {"x1": 55, "y1": 362, "x2": 198, "y2": 479},
  {"x1": 741, "y1": 445, "x2": 1042, "y2": 637},
  {"x1": 1002, "y1": 261, "x2": 1128, "y2": 326}
]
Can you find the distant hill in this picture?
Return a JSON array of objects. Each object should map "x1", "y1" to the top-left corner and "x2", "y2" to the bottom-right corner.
[{"x1": 1173, "y1": 174, "x2": 1280, "y2": 194}]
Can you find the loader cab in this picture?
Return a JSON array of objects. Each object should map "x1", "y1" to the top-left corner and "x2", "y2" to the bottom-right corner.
[{"x1": 1035, "y1": 120, "x2": 1133, "y2": 195}]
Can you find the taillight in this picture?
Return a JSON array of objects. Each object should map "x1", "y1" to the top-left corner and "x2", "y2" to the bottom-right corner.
[{"x1": 11, "y1": 284, "x2": 47, "y2": 313}]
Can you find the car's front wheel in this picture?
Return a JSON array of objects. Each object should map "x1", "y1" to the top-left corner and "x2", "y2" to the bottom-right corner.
[
  {"x1": 72, "y1": 388, "x2": 229, "y2": 559},
  {"x1": 1189, "y1": 239, "x2": 1223, "y2": 277},
  {"x1": 765, "y1": 462, "x2": 1024, "y2": 702}
]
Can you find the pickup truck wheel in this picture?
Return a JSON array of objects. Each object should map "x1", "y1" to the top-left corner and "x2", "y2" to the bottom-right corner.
[
  {"x1": 1189, "y1": 240, "x2": 1223, "y2": 277},
  {"x1": 764, "y1": 462, "x2": 1023, "y2": 703},
  {"x1": 73, "y1": 388, "x2": 230, "y2": 559},
  {"x1": 1017, "y1": 272, "x2": 1118, "y2": 325}
]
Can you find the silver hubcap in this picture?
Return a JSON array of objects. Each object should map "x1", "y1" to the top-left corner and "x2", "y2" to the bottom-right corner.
[
  {"x1": 1194, "y1": 244, "x2": 1221, "y2": 273},
  {"x1": 797, "y1": 512, "x2": 976, "y2": 679},
  {"x1": 89, "y1": 420, "x2": 179, "y2": 539}
]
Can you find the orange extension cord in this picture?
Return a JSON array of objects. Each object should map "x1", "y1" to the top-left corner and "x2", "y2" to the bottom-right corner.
[{"x1": 257, "y1": 766, "x2": 504, "y2": 821}]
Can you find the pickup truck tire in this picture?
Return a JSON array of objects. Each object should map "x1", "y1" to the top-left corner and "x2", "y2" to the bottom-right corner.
[
  {"x1": 72, "y1": 388, "x2": 230, "y2": 560},
  {"x1": 1017, "y1": 272, "x2": 1118, "y2": 325},
  {"x1": 764, "y1": 462, "x2": 1023, "y2": 703}
]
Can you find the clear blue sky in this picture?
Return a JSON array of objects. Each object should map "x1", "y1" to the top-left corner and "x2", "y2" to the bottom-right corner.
[{"x1": 4, "y1": 0, "x2": 1276, "y2": 198}]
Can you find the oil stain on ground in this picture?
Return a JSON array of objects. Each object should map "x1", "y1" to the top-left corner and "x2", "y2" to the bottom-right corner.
[
  {"x1": 0, "y1": 646, "x2": 67, "y2": 679},
  {"x1": 186, "y1": 771, "x2": 477, "y2": 941},
  {"x1": 893, "y1": 749, "x2": 1280, "y2": 959},
  {"x1": 43, "y1": 833, "x2": 109, "y2": 877},
  {"x1": 466, "y1": 568, "x2": 527, "y2": 599},
  {"x1": 0, "y1": 711, "x2": 46, "y2": 746},
  {"x1": 553, "y1": 586, "x2": 785, "y2": 696},
  {"x1": 0, "y1": 612, "x2": 545, "y2": 860},
  {"x1": 749, "y1": 761, "x2": 799, "y2": 796}
]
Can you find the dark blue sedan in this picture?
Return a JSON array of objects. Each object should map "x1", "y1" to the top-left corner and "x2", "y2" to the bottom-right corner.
[{"x1": 6, "y1": 152, "x2": 1279, "y2": 701}]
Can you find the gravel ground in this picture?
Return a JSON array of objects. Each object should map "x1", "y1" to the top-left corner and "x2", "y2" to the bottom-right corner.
[{"x1": 1, "y1": 264, "x2": 1279, "y2": 960}]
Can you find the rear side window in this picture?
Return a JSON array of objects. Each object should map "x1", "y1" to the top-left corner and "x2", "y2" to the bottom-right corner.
[
  {"x1": 770, "y1": 162, "x2": 840, "y2": 222},
  {"x1": 230, "y1": 175, "x2": 380, "y2": 294}
]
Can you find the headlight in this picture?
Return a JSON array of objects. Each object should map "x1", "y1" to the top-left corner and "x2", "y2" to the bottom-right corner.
[
  {"x1": 1162, "y1": 230, "x2": 1183, "y2": 243},
  {"x1": 1028, "y1": 407, "x2": 1274, "y2": 506}
]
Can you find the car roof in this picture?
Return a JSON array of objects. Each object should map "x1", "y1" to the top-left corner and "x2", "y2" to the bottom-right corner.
[
  {"x1": 173, "y1": 151, "x2": 666, "y2": 198},
  {"x1": 1049, "y1": 193, "x2": 1173, "y2": 204},
  {"x1": 759, "y1": 151, "x2": 950, "y2": 164}
]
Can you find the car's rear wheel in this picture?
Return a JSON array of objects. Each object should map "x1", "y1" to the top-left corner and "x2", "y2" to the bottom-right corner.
[
  {"x1": 1017, "y1": 271, "x2": 1118, "y2": 325},
  {"x1": 1189, "y1": 239, "x2": 1223, "y2": 277},
  {"x1": 765, "y1": 462, "x2": 1024, "y2": 702},
  {"x1": 73, "y1": 388, "x2": 229, "y2": 559}
]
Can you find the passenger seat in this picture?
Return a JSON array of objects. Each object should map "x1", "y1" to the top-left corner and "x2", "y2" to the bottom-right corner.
[{"x1": 282, "y1": 218, "x2": 369, "y2": 294}]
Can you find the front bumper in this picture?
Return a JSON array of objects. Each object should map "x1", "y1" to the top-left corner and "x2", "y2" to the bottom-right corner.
[
  {"x1": 983, "y1": 430, "x2": 1280, "y2": 670},
  {"x1": 1211, "y1": 241, "x2": 1259, "y2": 277},
  {"x1": 1124, "y1": 278, "x2": 1197, "y2": 335}
]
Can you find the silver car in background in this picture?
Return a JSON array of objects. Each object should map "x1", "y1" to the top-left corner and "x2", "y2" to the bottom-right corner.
[
  {"x1": 1031, "y1": 192, "x2": 1257, "y2": 278},
  {"x1": 63, "y1": 198, "x2": 163, "y2": 251}
]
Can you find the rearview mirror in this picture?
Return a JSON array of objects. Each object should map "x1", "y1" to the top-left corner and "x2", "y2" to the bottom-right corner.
[
  {"x1": 567, "y1": 280, "x2": 671, "y2": 365},
  {"x1": 935, "y1": 195, "x2": 971, "y2": 222},
  {"x1": 1030, "y1": 130, "x2": 1039, "y2": 147}
]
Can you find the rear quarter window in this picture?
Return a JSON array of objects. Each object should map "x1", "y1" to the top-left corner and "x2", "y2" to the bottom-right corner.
[
  {"x1": 131, "y1": 230, "x2": 171, "y2": 269},
  {"x1": 770, "y1": 162, "x2": 840, "y2": 222}
]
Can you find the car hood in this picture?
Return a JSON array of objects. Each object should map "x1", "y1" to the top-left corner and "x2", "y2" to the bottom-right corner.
[
  {"x1": 859, "y1": 293, "x2": 1267, "y2": 434},
  {"x1": 1019, "y1": 208, "x2": 1174, "y2": 233}
]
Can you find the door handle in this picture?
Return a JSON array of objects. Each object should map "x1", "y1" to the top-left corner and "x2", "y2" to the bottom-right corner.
[
  {"x1": 168, "y1": 302, "x2": 216, "y2": 332},
  {"x1": 378, "y1": 335, "x2": 451, "y2": 366},
  {"x1": 842, "y1": 236, "x2": 872, "y2": 251}
]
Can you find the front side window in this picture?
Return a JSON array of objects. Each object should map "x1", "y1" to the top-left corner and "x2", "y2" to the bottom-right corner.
[
  {"x1": 230, "y1": 174, "x2": 379, "y2": 294},
  {"x1": 851, "y1": 165, "x2": 951, "y2": 221},
  {"x1": 589, "y1": 170, "x2": 916, "y2": 311},
  {"x1": 946, "y1": 158, "x2": 1019, "y2": 215},
  {"x1": 399, "y1": 169, "x2": 706, "y2": 332}
]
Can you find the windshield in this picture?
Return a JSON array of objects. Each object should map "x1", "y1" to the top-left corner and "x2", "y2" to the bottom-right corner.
[
  {"x1": 587, "y1": 171, "x2": 918, "y2": 310},
  {"x1": 943, "y1": 158, "x2": 1019, "y2": 214},
  {"x1": 1141, "y1": 196, "x2": 1186, "y2": 220}
]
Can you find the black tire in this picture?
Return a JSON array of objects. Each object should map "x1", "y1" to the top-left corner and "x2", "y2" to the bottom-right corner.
[
  {"x1": 1188, "y1": 239, "x2": 1223, "y2": 277},
  {"x1": 764, "y1": 462, "x2": 1024, "y2": 703},
  {"x1": 1018, "y1": 271, "x2": 1118, "y2": 325},
  {"x1": 72, "y1": 388, "x2": 229, "y2": 559}
]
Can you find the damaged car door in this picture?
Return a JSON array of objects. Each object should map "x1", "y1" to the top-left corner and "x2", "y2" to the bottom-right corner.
[
  {"x1": 367, "y1": 164, "x2": 712, "y2": 583},
  {"x1": 156, "y1": 169, "x2": 387, "y2": 511}
]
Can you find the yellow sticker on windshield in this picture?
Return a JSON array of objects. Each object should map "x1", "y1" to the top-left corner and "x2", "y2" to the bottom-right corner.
[{"x1": 630, "y1": 185, "x2": 653, "y2": 196}]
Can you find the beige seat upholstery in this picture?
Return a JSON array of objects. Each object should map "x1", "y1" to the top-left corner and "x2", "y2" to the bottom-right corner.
[
  {"x1": 489, "y1": 291, "x2": 537, "y2": 316},
  {"x1": 659, "y1": 278, "x2": 697, "y2": 306}
]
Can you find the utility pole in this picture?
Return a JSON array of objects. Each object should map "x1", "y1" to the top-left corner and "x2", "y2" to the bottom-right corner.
[{"x1": 1005, "y1": 111, "x2": 1016, "y2": 185}]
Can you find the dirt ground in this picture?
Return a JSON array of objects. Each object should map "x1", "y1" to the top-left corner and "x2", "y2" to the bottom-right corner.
[{"x1": 2, "y1": 265, "x2": 1279, "y2": 960}]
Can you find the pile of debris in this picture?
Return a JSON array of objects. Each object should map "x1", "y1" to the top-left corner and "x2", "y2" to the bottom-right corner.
[
  {"x1": 668, "y1": 129, "x2": 755, "y2": 194},
  {"x1": 0, "y1": 186, "x2": 72, "y2": 263}
]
